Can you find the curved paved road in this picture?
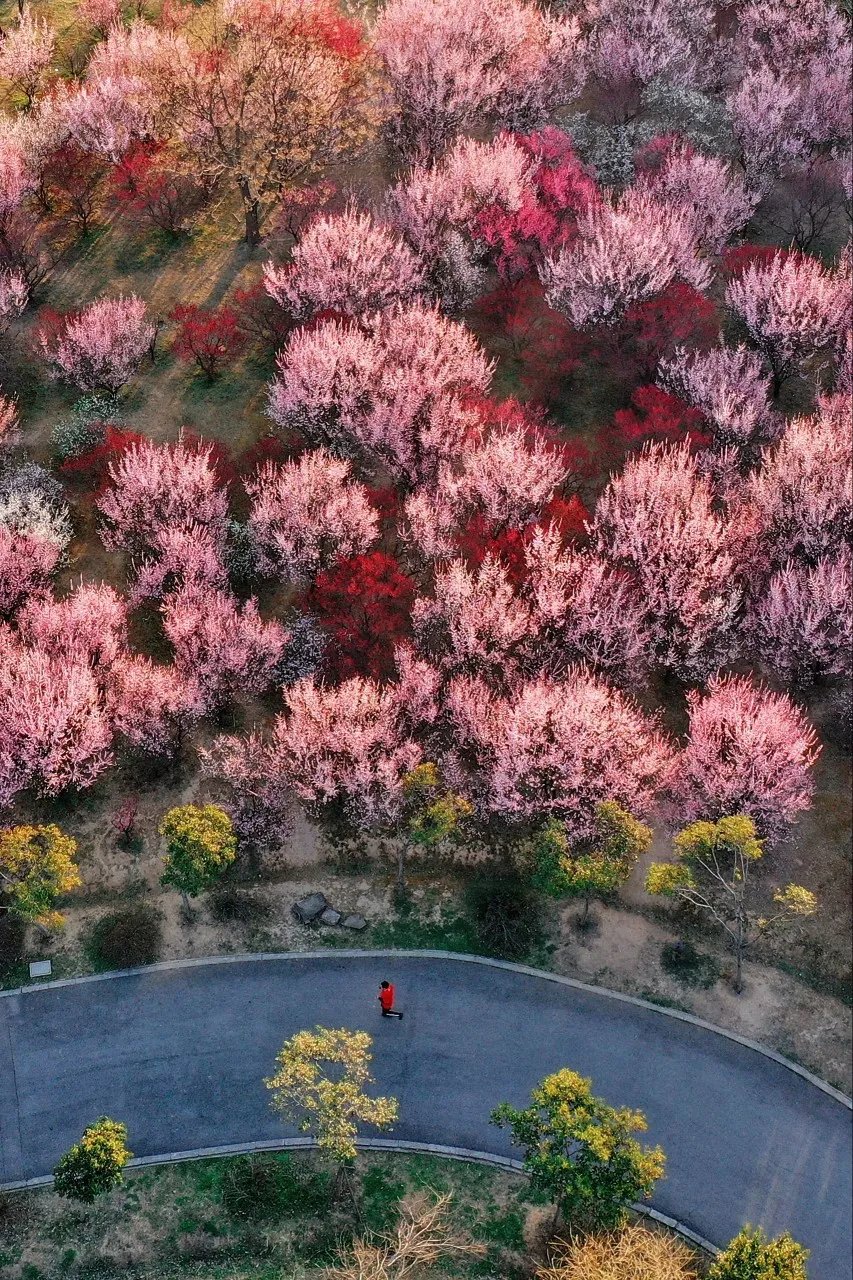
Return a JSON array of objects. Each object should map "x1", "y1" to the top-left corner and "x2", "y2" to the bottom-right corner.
[{"x1": 1, "y1": 954, "x2": 850, "y2": 1277}]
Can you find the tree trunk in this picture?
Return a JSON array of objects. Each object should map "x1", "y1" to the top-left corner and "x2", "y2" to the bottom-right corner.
[
  {"x1": 237, "y1": 178, "x2": 261, "y2": 246},
  {"x1": 396, "y1": 841, "x2": 407, "y2": 894},
  {"x1": 581, "y1": 893, "x2": 591, "y2": 925},
  {"x1": 734, "y1": 921, "x2": 744, "y2": 993},
  {"x1": 180, "y1": 890, "x2": 193, "y2": 921}
]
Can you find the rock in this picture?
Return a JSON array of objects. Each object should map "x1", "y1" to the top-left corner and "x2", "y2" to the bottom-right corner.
[
  {"x1": 320, "y1": 907, "x2": 342, "y2": 927},
  {"x1": 292, "y1": 892, "x2": 328, "y2": 925},
  {"x1": 341, "y1": 913, "x2": 367, "y2": 931}
]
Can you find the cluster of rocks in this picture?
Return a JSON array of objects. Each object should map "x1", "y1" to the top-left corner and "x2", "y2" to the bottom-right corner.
[{"x1": 292, "y1": 892, "x2": 367, "y2": 932}]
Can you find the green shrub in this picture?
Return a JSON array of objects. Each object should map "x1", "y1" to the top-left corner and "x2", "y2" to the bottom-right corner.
[
  {"x1": 709, "y1": 1226, "x2": 809, "y2": 1279},
  {"x1": 221, "y1": 1154, "x2": 329, "y2": 1221},
  {"x1": 208, "y1": 888, "x2": 272, "y2": 924},
  {"x1": 661, "y1": 940, "x2": 722, "y2": 989},
  {"x1": 87, "y1": 905, "x2": 162, "y2": 971},
  {"x1": 464, "y1": 875, "x2": 545, "y2": 962},
  {"x1": 52, "y1": 394, "x2": 120, "y2": 462}
]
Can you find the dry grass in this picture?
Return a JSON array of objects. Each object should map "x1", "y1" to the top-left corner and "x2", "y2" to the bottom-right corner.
[
  {"x1": 538, "y1": 1223, "x2": 700, "y2": 1280},
  {"x1": 325, "y1": 1192, "x2": 486, "y2": 1279}
]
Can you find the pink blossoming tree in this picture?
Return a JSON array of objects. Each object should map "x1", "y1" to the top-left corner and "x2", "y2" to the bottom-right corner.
[{"x1": 36, "y1": 295, "x2": 156, "y2": 393}]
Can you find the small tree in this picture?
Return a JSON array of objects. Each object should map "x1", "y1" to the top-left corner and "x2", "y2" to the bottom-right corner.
[
  {"x1": 491, "y1": 1068, "x2": 665, "y2": 1231},
  {"x1": 265, "y1": 1026, "x2": 398, "y2": 1203},
  {"x1": 645, "y1": 816, "x2": 817, "y2": 993},
  {"x1": 328, "y1": 1191, "x2": 485, "y2": 1279},
  {"x1": 397, "y1": 762, "x2": 472, "y2": 894},
  {"x1": 53, "y1": 1117, "x2": 132, "y2": 1203},
  {"x1": 170, "y1": 304, "x2": 246, "y2": 381},
  {"x1": 0, "y1": 825, "x2": 80, "y2": 932},
  {"x1": 708, "y1": 1226, "x2": 809, "y2": 1280},
  {"x1": 530, "y1": 802, "x2": 651, "y2": 927},
  {"x1": 159, "y1": 804, "x2": 237, "y2": 918}
]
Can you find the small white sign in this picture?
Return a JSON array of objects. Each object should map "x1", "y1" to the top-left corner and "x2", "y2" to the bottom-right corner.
[{"x1": 29, "y1": 960, "x2": 52, "y2": 979}]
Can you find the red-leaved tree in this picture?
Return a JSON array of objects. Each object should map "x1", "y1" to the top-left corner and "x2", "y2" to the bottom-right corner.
[{"x1": 303, "y1": 551, "x2": 416, "y2": 681}]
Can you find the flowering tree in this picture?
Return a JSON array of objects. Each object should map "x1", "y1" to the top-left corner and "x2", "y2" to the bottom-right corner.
[
  {"x1": 15, "y1": 583, "x2": 127, "y2": 668},
  {"x1": 108, "y1": 654, "x2": 191, "y2": 757},
  {"x1": 0, "y1": 394, "x2": 19, "y2": 451},
  {"x1": 246, "y1": 449, "x2": 378, "y2": 583},
  {"x1": 0, "y1": 526, "x2": 60, "y2": 616},
  {"x1": 634, "y1": 139, "x2": 756, "y2": 257},
  {"x1": 0, "y1": 639, "x2": 114, "y2": 809},
  {"x1": 304, "y1": 551, "x2": 416, "y2": 680},
  {"x1": 542, "y1": 187, "x2": 710, "y2": 328},
  {"x1": 43, "y1": 141, "x2": 109, "y2": 237},
  {"x1": 472, "y1": 128, "x2": 600, "y2": 280},
  {"x1": 156, "y1": 0, "x2": 376, "y2": 244},
  {"x1": 374, "y1": 0, "x2": 584, "y2": 162},
  {"x1": 742, "y1": 400, "x2": 852, "y2": 568},
  {"x1": 412, "y1": 555, "x2": 534, "y2": 678},
  {"x1": 0, "y1": 6, "x2": 56, "y2": 107},
  {"x1": 674, "y1": 674, "x2": 819, "y2": 842},
  {"x1": 264, "y1": 206, "x2": 424, "y2": 320},
  {"x1": 36, "y1": 295, "x2": 156, "y2": 393},
  {"x1": 170, "y1": 304, "x2": 245, "y2": 381},
  {"x1": 0, "y1": 269, "x2": 27, "y2": 333},
  {"x1": 725, "y1": 252, "x2": 849, "y2": 392},
  {"x1": 268, "y1": 302, "x2": 494, "y2": 486},
  {"x1": 658, "y1": 344, "x2": 773, "y2": 450},
  {"x1": 593, "y1": 442, "x2": 741, "y2": 680},
  {"x1": 750, "y1": 551, "x2": 853, "y2": 687},
  {"x1": 76, "y1": 0, "x2": 123, "y2": 38},
  {"x1": 524, "y1": 524, "x2": 649, "y2": 681},
  {"x1": 445, "y1": 670, "x2": 674, "y2": 836},
  {"x1": 98, "y1": 433, "x2": 229, "y2": 556},
  {"x1": 162, "y1": 583, "x2": 288, "y2": 712}
]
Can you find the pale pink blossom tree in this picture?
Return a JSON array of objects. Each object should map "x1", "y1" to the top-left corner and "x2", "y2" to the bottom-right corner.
[
  {"x1": 742, "y1": 401, "x2": 853, "y2": 567},
  {"x1": 0, "y1": 269, "x2": 27, "y2": 332},
  {"x1": 130, "y1": 522, "x2": 228, "y2": 603},
  {"x1": 0, "y1": 639, "x2": 113, "y2": 808},
  {"x1": 444, "y1": 669, "x2": 675, "y2": 836},
  {"x1": 246, "y1": 449, "x2": 378, "y2": 583},
  {"x1": 37, "y1": 294, "x2": 156, "y2": 393},
  {"x1": 108, "y1": 654, "x2": 193, "y2": 757},
  {"x1": 636, "y1": 141, "x2": 757, "y2": 256},
  {"x1": 0, "y1": 526, "x2": 59, "y2": 616},
  {"x1": 0, "y1": 6, "x2": 56, "y2": 108},
  {"x1": 657, "y1": 344, "x2": 773, "y2": 450},
  {"x1": 76, "y1": 0, "x2": 123, "y2": 38},
  {"x1": 542, "y1": 187, "x2": 710, "y2": 327},
  {"x1": 374, "y1": 0, "x2": 584, "y2": 162},
  {"x1": 263, "y1": 206, "x2": 424, "y2": 321},
  {"x1": 0, "y1": 394, "x2": 20, "y2": 450},
  {"x1": 268, "y1": 302, "x2": 494, "y2": 486},
  {"x1": 675, "y1": 674, "x2": 820, "y2": 842},
  {"x1": 98, "y1": 434, "x2": 229, "y2": 556},
  {"x1": 162, "y1": 583, "x2": 288, "y2": 712},
  {"x1": 0, "y1": 135, "x2": 31, "y2": 218},
  {"x1": 403, "y1": 418, "x2": 568, "y2": 556},
  {"x1": 59, "y1": 76, "x2": 151, "y2": 162},
  {"x1": 586, "y1": 0, "x2": 716, "y2": 123},
  {"x1": 413, "y1": 555, "x2": 534, "y2": 678},
  {"x1": 524, "y1": 524, "x2": 649, "y2": 681},
  {"x1": 727, "y1": 68, "x2": 808, "y2": 192},
  {"x1": 725, "y1": 251, "x2": 849, "y2": 393},
  {"x1": 15, "y1": 583, "x2": 127, "y2": 668},
  {"x1": 750, "y1": 550, "x2": 853, "y2": 688},
  {"x1": 593, "y1": 442, "x2": 742, "y2": 680}
]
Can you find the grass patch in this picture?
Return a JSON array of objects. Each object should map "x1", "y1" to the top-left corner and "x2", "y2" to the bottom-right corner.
[
  {"x1": 221, "y1": 1153, "x2": 329, "y2": 1222},
  {"x1": 660, "y1": 940, "x2": 722, "y2": 990},
  {"x1": 209, "y1": 888, "x2": 274, "y2": 925}
]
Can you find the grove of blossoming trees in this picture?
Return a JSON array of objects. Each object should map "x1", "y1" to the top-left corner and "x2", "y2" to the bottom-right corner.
[{"x1": 0, "y1": 0, "x2": 849, "y2": 968}]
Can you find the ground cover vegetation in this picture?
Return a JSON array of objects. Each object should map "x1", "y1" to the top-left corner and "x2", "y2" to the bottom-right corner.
[{"x1": 0, "y1": 0, "x2": 850, "y2": 1078}]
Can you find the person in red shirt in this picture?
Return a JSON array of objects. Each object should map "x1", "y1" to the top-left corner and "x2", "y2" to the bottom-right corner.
[{"x1": 378, "y1": 980, "x2": 403, "y2": 1019}]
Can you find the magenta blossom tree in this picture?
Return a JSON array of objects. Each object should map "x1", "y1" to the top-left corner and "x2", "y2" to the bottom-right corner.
[{"x1": 750, "y1": 550, "x2": 852, "y2": 688}]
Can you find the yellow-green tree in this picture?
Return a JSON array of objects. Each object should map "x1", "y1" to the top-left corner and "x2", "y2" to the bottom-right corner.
[
  {"x1": 0, "y1": 825, "x2": 80, "y2": 932},
  {"x1": 708, "y1": 1226, "x2": 809, "y2": 1280},
  {"x1": 645, "y1": 815, "x2": 817, "y2": 992},
  {"x1": 159, "y1": 804, "x2": 237, "y2": 917},
  {"x1": 265, "y1": 1026, "x2": 398, "y2": 1199},
  {"x1": 530, "y1": 802, "x2": 651, "y2": 926},
  {"x1": 398, "y1": 763, "x2": 472, "y2": 894},
  {"x1": 492, "y1": 1069, "x2": 665, "y2": 1231},
  {"x1": 53, "y1": 1117, "x2": 132, "y2": 1203}
]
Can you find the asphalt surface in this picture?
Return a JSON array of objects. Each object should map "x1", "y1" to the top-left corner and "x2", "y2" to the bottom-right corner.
[{"x1": 1, "y1": 954, "x2": 850, "y2": 1277}]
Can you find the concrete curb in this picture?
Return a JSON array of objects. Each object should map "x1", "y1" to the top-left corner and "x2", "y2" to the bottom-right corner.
[
  {"x1": 4, "y1": 949, "x2": 849, "y2": 1108},
  {"x1": 0, "y1": 1137, "x2": 719, "y2": 1255}
]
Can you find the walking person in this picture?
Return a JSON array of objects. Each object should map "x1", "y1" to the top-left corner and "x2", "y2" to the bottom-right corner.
[{"x1": 378, "y1": 980, "x2": 403, "y2": 1019}]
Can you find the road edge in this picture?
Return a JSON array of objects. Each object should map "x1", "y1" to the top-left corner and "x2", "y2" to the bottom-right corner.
[
  {"x1": 3, "y1": 948, "x2": 850, "y2": 1107},
  {"x1": 0, "y1": 1136, "x2": 719, "y2": 1254}
]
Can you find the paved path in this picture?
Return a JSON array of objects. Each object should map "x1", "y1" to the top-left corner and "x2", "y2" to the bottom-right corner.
[{"x1": 1, "y1": 954, "x2": 850, "y2": 1277}]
